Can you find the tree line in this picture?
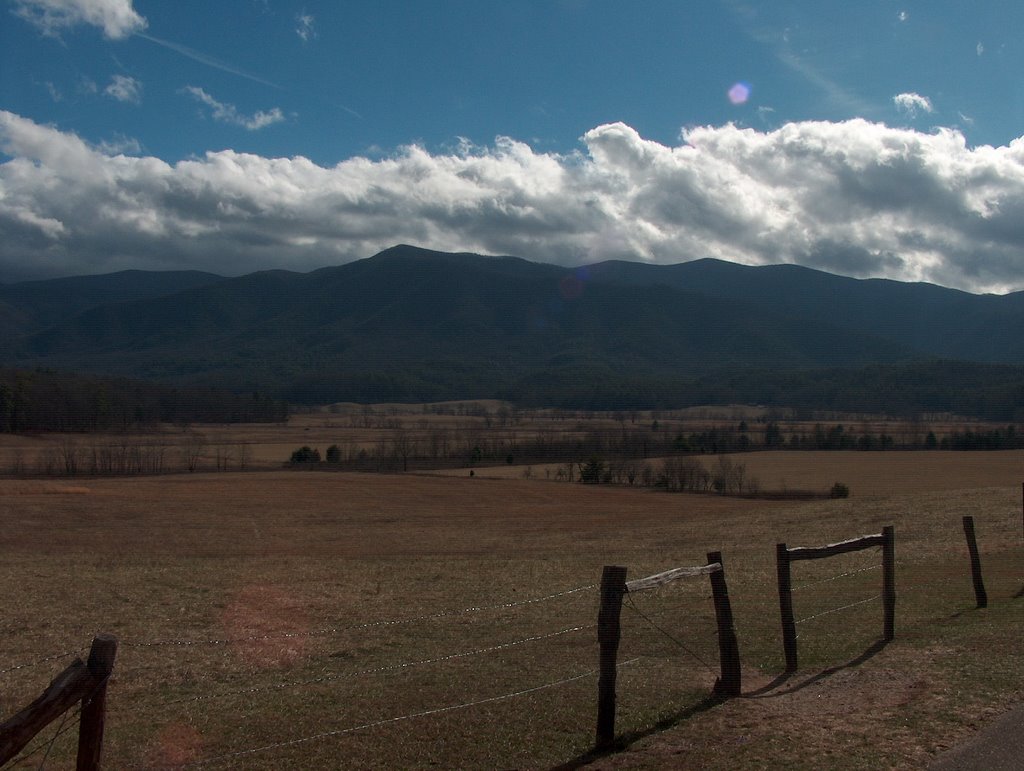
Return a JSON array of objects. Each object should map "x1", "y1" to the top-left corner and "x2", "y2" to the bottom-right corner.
[
  {"x1": 280, "y1": 360, "x2": 1024, "y2": 422},
  {"x1": 0, "y1": 368, "x2": 287, "y2": 433},
  {"x1": 287, "y1": 418, "x2": 1024, "y2": 477}
]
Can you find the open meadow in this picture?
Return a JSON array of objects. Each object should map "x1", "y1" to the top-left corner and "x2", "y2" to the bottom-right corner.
[{"x1": 2, "y1": 444, "x2": 1023, "y2": 768}]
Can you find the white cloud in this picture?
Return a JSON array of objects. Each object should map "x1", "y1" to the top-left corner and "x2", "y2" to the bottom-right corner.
[
  {"x1": 12, "y1": 0, "x2": 146, "y2": 39},
  {"x1": 3, "y1": 110, "x2": 1024, "y2": 293},
  {"x1": 898, "y1": 11, "x2": 909, "y2": 22},
  {"x1": 104, "y1": 74, "x2": 142, "y2": 104},
  {"x1": 893, "y1": 92, "x2": 934, "y2": 118},
  {"x1": 183, "y1": 87, "x2": 285, "y2": 131},
  {"x1": 977, "y1": 41, "x2": 985, "y2": 56},
  {"x1": 296, "y1": 13, "x2": 316, "y2": 42}
]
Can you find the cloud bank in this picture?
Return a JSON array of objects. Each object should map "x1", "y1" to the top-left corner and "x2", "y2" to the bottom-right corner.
[
  {"x1": 12, "y1": 0, "x2": 146, "y2": 39},
  {"x1": 2, "y1": 110, "x2": 1024, "y2": 293}
]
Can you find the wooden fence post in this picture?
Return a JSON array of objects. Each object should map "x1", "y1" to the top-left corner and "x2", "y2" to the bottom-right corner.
[
  {"x1": 776, "y1": 543, "x2": 798, "y2": 672},
  {"x1": 595, "y1": 565, "x2": 627, "y2": 751},
  {"x1": 882, "y1": 526, "x2": 896, "y2": 640},
  {"x1": 707, "y1": 550, "x2": 741, "y2": 697},
  {"x1": 0, "y1": 634, "x2": 117, "y2": 766},
  {"x1": 961, "y1": 516, "x2": 987, "y2": 609},
  {"x1": 77, "y1": 634, "x2": 118, "y2": 771}
]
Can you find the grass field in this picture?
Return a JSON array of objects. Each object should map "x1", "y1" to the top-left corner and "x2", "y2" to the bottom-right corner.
[{"x1": 1, "y1": 449, "x2": 1022, "y2": 768}]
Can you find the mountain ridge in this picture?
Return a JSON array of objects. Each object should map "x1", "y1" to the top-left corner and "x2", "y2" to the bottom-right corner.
[{"x1": 1, "y1": 245, "x2": 1022, "y2": 410}]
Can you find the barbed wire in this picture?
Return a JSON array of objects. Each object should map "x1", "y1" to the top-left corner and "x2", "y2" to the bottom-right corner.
[
  {"x1": 183, "y1": 660, "x2": 641, "y2": 768},
  {"x1": 0, "y1": 649, "x2": 87, "y2": 676},
  {"x1": 120, "y1": 623, "x2": 594, "y2": 711},
  {"x1": 794, "y1": 594, "x2": 881, "y2": 626},
  {"x1": 118, "y1": 583, "x2": 596, "y2": 650},
  {"x1": 792, "y1": 563, "x2": 882, "y2": 591},
  {"x1": 623, "y1": 593, "x2": 717, "y2": 675}
]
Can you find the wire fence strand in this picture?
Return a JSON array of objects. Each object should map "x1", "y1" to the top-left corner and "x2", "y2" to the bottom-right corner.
[
  {"x1": 120, "y1": 583, "x2": 597, "y2": 650},
  {"x1": 792, "y1": 562, "x2": 882, "y2": 591},
  {"x1": 184, "y1": 660, "x2": 640, "y2": 768},
  {"x1": 623, "y1": 593, "x2": 717, "y2": 675},
  {"x1": 122, "y1": 623, "x2": 595, "y2": 711},
  {"x1": 0, "y1": 649, "x2": 86, "y2": 676},
  {"x1": 794, "y1": 594, "x2": 882, "y2": 625}
]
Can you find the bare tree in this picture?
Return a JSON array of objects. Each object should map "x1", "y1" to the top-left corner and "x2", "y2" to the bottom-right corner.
[{"x1": 181, "y1": 434, "x2": 206, "y2": 473}]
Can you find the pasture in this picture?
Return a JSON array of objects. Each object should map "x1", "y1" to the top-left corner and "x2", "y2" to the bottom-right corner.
[{"x1": 1, "y1": 449, "x2": 1022, "y2": 768}]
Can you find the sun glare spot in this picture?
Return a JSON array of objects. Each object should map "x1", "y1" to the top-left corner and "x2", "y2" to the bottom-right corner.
[{"x1": 728, "y1": 82, "x2": 751, "y2": 105}]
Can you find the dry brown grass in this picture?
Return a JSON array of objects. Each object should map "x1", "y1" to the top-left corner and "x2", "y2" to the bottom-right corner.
[{"x1": 1, "y1": 452, "x2": 1022, "y2": 769}]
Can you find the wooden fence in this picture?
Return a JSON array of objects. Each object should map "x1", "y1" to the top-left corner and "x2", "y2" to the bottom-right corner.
[
  {"x1": 776, "y1": 526, "x2": 895, "y2": 672},
  {"x1": 595, "y1": 550, "x2": 740, "y2": 750},
  {"x1": 0, "y1": 634, "x2": 117, "y2": 769}
]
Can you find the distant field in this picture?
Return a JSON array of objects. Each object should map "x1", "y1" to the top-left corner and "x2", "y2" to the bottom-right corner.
[
  {"x1": 453, "y1": 450, "x2": 1024, "y2": 497},
  {"x1": 2, "y1": 450, "x2": 1022, "y2": 768},
  {"x1": 1, "y1": 402, "x2": 1016, "y2": 476}
]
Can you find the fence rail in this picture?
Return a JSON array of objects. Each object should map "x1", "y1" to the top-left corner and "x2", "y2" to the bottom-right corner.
[{"x1": 776, "y1": 526, "x2": 895, "y2": 672}]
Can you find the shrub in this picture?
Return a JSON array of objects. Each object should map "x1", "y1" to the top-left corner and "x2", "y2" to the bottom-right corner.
[
  {"x1": 578, "y1": 457, "x2": 605, "y2": 484},
  {"x1": 830, "y1": 482, "x2": 850, "y2": 498},
  {"x1": 290, "y1": 446, "x2": 321, "y2": 464}
]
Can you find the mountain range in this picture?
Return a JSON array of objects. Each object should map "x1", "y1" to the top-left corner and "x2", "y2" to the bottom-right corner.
[{"x1": 2, "y1": 245, "x2": 1023, "y2": 413}]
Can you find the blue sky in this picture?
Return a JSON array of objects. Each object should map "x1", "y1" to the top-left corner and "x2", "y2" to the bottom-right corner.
[{"x1": 2, "y1": 0, "x2": 1024, "y2": 292}]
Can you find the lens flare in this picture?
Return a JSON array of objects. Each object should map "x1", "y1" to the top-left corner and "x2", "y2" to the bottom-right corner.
[{"x1": 728, "y1": 82, "x2": 751, "y2": 105}]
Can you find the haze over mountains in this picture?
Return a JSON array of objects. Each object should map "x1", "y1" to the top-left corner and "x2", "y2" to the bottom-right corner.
[{"x1": 2, "y1": 245, "x2": 1023, "y2": 414}]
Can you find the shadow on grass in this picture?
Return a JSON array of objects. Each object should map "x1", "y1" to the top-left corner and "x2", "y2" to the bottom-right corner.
[
  {"x1": 744, "y1": 638, "x2": 890, "y2": 700},
  {"x1": 554, "y1": 640, "x2": 890, "y2": 768},
  {"x1": 551, "y1": 693, "x2": 726, "y2": 770}
]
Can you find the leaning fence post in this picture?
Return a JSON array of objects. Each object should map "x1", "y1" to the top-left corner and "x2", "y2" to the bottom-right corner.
[
  {"x1": 77, "y1": 634, "x2": 117, "y2": 771},
  {"x1": 882, "y1": 526, "x2": 896, "y2": 640},
  {"x1": 961, "y1": 516, "x2": 987, "y2": 609},
  {"x1": 595, "y1": 565, "x2": 627, "y2": 751},
  {"x1": 776, "y1": 543, "x2": 798, "y2": 672},
  {"x1": 707, "y1": 550, "x2": 741, "y2": 696}
]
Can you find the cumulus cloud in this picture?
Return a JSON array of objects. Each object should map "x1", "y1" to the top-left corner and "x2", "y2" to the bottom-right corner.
[
  {"x1": 104, "y1": 74, "x2": 142, "y2": 104},
  {"x1": 183, "y1": 87, "x2": 285, "y2": 131},
  {"x1": 893, "y1": 92, "x2": 934, "y2": 118},
  {"x1": 12, "y1": 0, "x2": 146, "y2": 39},
  {"x1": 2, "y1": 110, "x2": 1024, "y2": 292}
]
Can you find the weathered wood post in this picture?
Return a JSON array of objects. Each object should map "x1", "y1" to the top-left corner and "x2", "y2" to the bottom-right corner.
[
  {"x1": 77, "y1": 634, "x2": 118, "y2": 771},
  {"x1": 0, "y1": 634, "x2": 118, "y2": 767},
  {"x1": 882, "y1": 526, "x2": 896, "y2": 640},
  {"x1": 707, "y1": 550, "x2": 741, "y2": 696},
  {"x1": 595, "y1": 565, "x2": 627, "y2": 751},
  {"x1": 776, "y1": 543, "x2": 798, "y2": 672},
  {"x1": 961, "y1": 516, "x2": 987, "y2": 609}
]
